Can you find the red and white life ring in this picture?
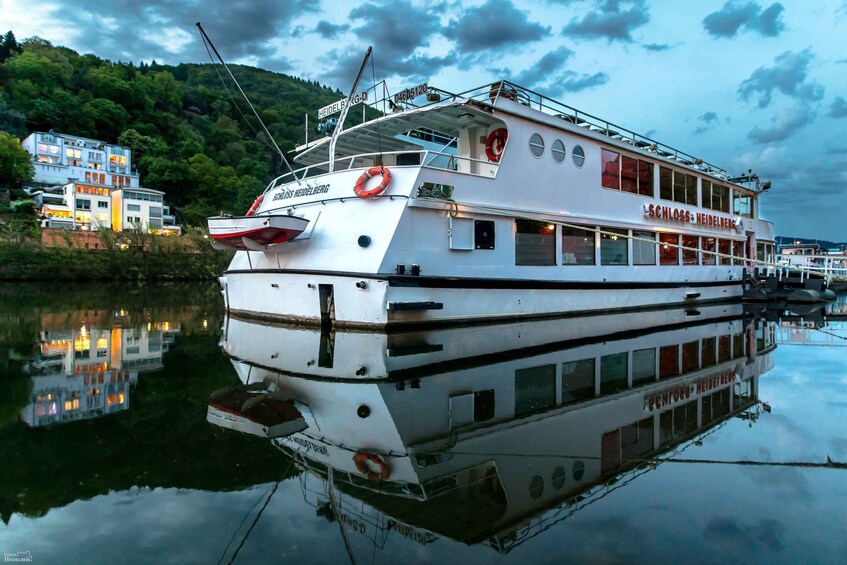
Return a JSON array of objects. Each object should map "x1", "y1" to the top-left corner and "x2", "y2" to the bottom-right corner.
[
  {"x1": 353, "y1": 450, "x2": 391, "y2": 481},
  {"x1": 485, "y1": 128, "x2": 508, "y2": 162},
  {"x1": 354, "y1": 166, "x2": 391, "y2": 199},
  {"x1": 245, "y1": 194, "x2": 264, "y2": 216}
]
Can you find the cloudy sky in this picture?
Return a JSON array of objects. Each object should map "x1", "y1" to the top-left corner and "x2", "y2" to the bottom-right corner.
[{"x1": 2, "y1": 0, "x2": 846, "y2": 240}]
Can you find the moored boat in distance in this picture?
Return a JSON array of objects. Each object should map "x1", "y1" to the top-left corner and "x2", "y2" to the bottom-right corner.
[{"x1": 213, "y1": 80, "x2": 776, "y2": 328}]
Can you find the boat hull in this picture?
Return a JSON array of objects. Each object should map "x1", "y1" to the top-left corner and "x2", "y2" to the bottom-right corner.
[
  {"x1": 220, "y1": 270, "x2": 744, "y2": 329},
  {"x1": 208, "y1": 215, "x2": 309, "y2": 251}
]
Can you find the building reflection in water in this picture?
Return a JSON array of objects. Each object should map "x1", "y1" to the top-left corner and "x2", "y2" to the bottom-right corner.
[
  {"x1": 20, "y1": 315, "x2": 181, "y2": 427},
  {"x1": 210, "y1": 304, "x2": 777, "y2": 555}
]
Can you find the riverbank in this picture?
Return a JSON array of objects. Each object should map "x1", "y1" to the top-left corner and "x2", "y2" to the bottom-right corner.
[
  {"x1": 0, "y1": 213, "x2": 231, "y2": 280},
  {"x1": 0, "y1": 245, "x2": 231, "y2": 280}
]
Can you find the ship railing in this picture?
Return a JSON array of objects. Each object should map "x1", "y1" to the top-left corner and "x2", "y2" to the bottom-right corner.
[
  {"x1": 767, "y1": 254, "x2": 847, "y2": 282},
  {"x1": 389, "y1": 80, "x2": 729, "y2": 180},
  {"x1": 265, "y1": 149, "x2": 498, "y2": 192}
]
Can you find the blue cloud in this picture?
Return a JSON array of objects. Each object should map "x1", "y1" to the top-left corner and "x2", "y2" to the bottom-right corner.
[
  {"x1": 703, "y1": 1, "x2": 785, "y2": 38},
  {"x1": 444, "y1": 0, "x2": 551, "y2": 51},
  {"x1": 562, "y1": 0, "x2": 650, "y2": 43},
  {"x1": 747, "y1": 105, "x2": 814, "y2": 143},
  {"x1": 738, "y1": 49, "x2": 823, "y2": 109},
  {"x1": 829, "y1": 96, "x2": 847, "y2": 118}
]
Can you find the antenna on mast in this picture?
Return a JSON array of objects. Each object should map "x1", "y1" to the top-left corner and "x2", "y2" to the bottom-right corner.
[{"x1": 196, "y1": 22, "x2": 301, "y2": 185}]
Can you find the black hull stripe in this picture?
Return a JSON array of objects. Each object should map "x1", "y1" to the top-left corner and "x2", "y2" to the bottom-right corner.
[{"x1": 223, "y1": 268, "x2": 743, "y2": 290}]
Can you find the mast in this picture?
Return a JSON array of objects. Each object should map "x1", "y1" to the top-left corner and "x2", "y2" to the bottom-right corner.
[
  {"x1": 196, "y1": 22, "x2": 301, "y2": 185},
  {"x1": 328, "y1": 47, "x2": 372, "y2": 173}
]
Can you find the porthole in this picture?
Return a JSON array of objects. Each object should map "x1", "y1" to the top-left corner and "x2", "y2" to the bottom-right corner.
[
  {"x1": 572, "y1": 145, "x2": 585, "y2": 168},
  {"x1": 529, "y1": 133, "x2": 545, "y2": 158},
  {"x1": 529, "y1": 474, "x2": 544, "y2": 499},
  {"x1": 551, "y1": 139, "x2": 566, "y2": 163},
  {"x1": 572, "y1": 460, "x2": 585, "y2": 481},
  {"x1": 552, "y1": 466, "x2": 566, "y2": 489}
]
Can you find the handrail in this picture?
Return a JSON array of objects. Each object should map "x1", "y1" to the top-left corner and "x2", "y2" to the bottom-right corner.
[
  {"x1": 263, "y1": 148, "x2": 498, "y2": 194},
  {"x1": 347, "y1": 79, "x2": 731, "y2": 181}
]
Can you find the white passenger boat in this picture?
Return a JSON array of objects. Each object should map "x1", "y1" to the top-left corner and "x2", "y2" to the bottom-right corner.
[
  {"x1": 214, "y1": 81, "x2": 776, "y2": 328},
  {"x1": 208, "y1": 308, "x2": 777, "y2": 552}
]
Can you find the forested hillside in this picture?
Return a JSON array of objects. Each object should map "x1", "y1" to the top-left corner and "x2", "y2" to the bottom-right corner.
[{"x1": 0, "y1": 31, "x2": 361, "y2": 224}]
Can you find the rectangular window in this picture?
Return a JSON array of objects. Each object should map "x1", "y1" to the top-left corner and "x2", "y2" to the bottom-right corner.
[
  {"x1": 600, "y1": 228, "x2": 628, "y2": 265},
  {"x1": 562, "y1": 358, "x2": 595, "y2": 405},
  {"x1": 733, "y1": 332, "x2": 744, "y2": 359},
  {"x1": 718, "y1": 335, "x2": 732, "y2": 362},
  {"x1": 638, "y1": 161, "x2": 654, "y2": 196},
  {"x1": 632, "y1": 348, "x2": 656, "y2": 386},
  {"x1": 633, "y1": 231, "x2": 656, "y2": 265},
  {"x1": 732, "y1": 240, "x2": 744, "y2": 265},
  {"x1": 702, "y1": 237, "x2": 716, "y2": 265},
  {"x1": 600, "y1": 352, "x2": 628, "y2": 394},
  {"x1": 75, "y1": 199, "x2": 91, "y2": 211},
  {"x1": 601, "y1": 149, "x2": 621, "y2": 190},
  {"x1": 475, "y1": 220, "x2": 495, "y2": 249},
  {"x1": 682, "y1": 341, "x2": 699, "y2": 373},
  {"x1": 515, "y1": 220, "x2": 556, "y2": 266},
  {"x1": 659, "y1": 233, "x2": 679, "y2": 265},
  {"x1": 562, "y1": 226, "x2": 595, "y2": 265},
  {"x1": 733, "y1": 192, "x2": 753, "y2": 217},
  {"x1": 127, "y1": 204, "x2": 141, "y2": 212},
  {"x1": 97, "y1": 201, "x2": 108, "y2": 209},
  {"x1": 515, "y1": 365, "x2": 556, "y2": 416},
  {"x1": 718, "y1": 239, "x2": 731, "y2": 265},
  {"x1": 682, "y1": 235, "x2": 699, "y2": 265},
  {"x1": 621, "y1": 156, "x2": 638, "y2": 193},
  {"x1": 702, "y1": 181, "x2": 730, "y2": 212},
  {"x1": 474, "y1": 390, "x2": 495, "y2": 422},
  {"x1": 659, "y1": 344, "x2": 679, "y2": 378},
  {"x1": 685, "y1": 174, "x2": 698, "y2": 205},
  {"x1": 660, "y1": 167, "x2": 673, "y2": 200},
  {"x1": 702, "y1": 337, "x2": 716, "y2": 367},
  {"x1": 660, "y1": 167, "x2": 697, "y2": 205},
  {"x1": 602, "y1": 149, "x2": 653, "y2": 195}
]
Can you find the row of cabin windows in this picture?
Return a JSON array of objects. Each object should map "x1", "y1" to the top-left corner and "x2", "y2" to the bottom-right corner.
[
  {"x1": 514, "y1": 331, "x2": 748, "y2": 418},
  {"x1": 600, "y1": 148, "x2": 753, "y2": 217},
  {"x1": 515, "y1": 219, "x2": 746, "y2": 266},
  {"x1": 602, "y1": 377, "x2": 751, "y2": 474}
]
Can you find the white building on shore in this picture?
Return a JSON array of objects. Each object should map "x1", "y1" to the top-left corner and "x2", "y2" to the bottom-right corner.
[
  {"x1": 20, "y1": 131, "x2": 139, "y2": 189},
  {"x1": 20, "y1": 131, "x2": 181, "y2": 234}
]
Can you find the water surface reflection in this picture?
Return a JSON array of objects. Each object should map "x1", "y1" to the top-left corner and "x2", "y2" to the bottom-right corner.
[{"x1": 2, "y1": 289, "x2": 846, "y2": 564}]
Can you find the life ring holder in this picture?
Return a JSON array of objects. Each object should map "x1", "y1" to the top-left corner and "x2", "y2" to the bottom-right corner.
[
  {"x1": 353, "y1": 450, "x2": 391, "y2": 481},
  {"x1": 485, "y1": 129, "x2": 508, "y2": 162},
  {"x1": 354, "y1": 166, "x2": 392, "y2": 199}
]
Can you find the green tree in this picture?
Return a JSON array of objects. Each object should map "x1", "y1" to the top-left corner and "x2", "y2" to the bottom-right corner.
[
  {"x1": 0, "y1": 96, "x2": 26, "y2": 135},
  {"x1": 0, "y1": 31, "x2": 21, "y2": 64},
  {"x1": 0, "y1": 131, "x2": 33, "y2": 187},
  {"x1": 118, "y1": 128, "x2": 167, "y2": 164},
  {"x1": 80, "y1": 98, "x2": 131, "y2": 142}
]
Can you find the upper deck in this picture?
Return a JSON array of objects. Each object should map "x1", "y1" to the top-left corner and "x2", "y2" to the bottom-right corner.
[{"x1": 256, "y1": 81, "x2": 770, "y2": 244}]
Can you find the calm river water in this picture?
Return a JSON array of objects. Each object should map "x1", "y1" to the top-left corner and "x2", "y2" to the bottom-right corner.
[{"x1": 1, "y1": 282, "x2": 846, "y2": 564}]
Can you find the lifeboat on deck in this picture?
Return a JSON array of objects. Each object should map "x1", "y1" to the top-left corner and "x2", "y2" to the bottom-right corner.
[{"x1": 207, "y1": 214, "x2": 309, "y2": 251}]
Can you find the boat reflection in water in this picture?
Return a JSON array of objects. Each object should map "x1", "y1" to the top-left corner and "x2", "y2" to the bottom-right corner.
[
  {"x1": 19, "y1": 316, "x2": 181, "y2": 427},
  {"x1": 211, "y1": 305, "x2": 776, "y2": 553}
]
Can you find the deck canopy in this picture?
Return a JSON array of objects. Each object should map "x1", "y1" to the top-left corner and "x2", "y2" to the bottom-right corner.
[{"x1": 293, "y1": 100, "x2": 503, "y2": 168}]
